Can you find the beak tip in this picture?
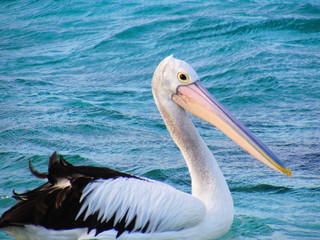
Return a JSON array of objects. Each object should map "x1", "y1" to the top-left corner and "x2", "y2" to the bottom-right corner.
[{"x1": 284, "y1": 168, "x2": 292, "y2": 177}]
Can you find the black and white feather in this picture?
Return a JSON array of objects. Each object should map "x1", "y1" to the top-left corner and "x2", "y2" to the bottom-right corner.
[{"x1": 0, "y1": 152, "x2": 205, "y2": 239}]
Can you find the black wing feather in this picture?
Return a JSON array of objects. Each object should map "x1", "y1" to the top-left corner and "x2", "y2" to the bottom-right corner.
[{"x1": 0, "y1": 152, "x2": 143, "y2": 238}]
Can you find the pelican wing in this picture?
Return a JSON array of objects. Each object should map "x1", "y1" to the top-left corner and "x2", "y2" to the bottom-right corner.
[
  {"x1": 77, "y1": 177, "x2": 205, "y2": 237},
  {"x1": 0, "y1": 153, "x2": 205, "y2": 238}
]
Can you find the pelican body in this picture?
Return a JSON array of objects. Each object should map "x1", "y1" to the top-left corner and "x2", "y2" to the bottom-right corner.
[{"x1": 0, "y1": 56, "x2": 290, "y2": 240}]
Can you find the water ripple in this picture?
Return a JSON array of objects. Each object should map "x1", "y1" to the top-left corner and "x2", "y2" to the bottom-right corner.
[{"x1": 1, "y1": 1, "x2": 319, "y2": 239}]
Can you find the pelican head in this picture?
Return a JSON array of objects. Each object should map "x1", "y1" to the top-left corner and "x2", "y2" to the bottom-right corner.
[{"x1": 152, "y1": 55, "x2": 291, "y2": 176}]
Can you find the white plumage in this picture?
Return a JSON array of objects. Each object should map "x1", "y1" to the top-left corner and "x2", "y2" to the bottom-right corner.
[{"x1": 77, "y1": 178, "x2": 205, "y2": 233}]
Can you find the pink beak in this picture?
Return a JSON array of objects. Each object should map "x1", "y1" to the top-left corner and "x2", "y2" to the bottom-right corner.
[{"x1": 172, "y1": 81, "x2": 291, "y2": 176}]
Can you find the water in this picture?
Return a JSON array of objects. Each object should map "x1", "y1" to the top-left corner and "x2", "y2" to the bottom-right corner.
[{"x1": 0, "y1": 0, "x2": 319, "y2": 239}]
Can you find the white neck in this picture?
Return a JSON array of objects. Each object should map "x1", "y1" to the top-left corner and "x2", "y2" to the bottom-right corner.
[{"x1": 153, "y1": 93, "x2": 233, "y2": 214}]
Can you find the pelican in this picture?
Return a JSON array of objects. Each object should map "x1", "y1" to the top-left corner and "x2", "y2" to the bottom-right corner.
[{"x1": 0, "y1": 55, "x2": 291, "y2": 240}]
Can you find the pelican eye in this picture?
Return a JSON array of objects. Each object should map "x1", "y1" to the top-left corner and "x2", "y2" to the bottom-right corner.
[{"x1": 177, "y1": 72, "x2": 189, "y2": 83}]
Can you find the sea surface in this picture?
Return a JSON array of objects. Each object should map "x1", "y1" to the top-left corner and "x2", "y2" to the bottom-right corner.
[{"x1": 0, "y1": 0, "x2": 319, "y2": 239}]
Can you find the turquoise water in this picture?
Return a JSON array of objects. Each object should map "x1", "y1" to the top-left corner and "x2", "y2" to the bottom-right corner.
[{"x1": 0, "y1": 0, "x2": 319, "y2": 239}]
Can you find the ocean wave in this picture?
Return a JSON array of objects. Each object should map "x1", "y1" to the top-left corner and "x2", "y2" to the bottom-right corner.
[
  {"x1": 231, "y1": 184, "x2": 292, "y2": 193},
  {"x1": 164, "y1": 15, "x2": 320, "y2": 45}
]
